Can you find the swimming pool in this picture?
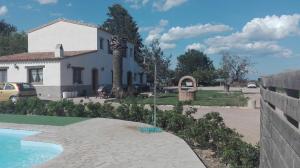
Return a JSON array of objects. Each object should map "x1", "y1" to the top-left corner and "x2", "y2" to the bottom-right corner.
[{"x1": 0, "y1": 129, "x2": 63, "y2": 168}]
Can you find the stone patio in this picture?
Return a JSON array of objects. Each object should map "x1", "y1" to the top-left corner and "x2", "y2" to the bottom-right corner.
[{"x1": 0, "y1": 118, "x2": 205, "y2": 168}]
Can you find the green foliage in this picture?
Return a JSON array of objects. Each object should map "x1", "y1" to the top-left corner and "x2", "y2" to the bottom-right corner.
[
  {"x1": 192, "y1": 69, "x2": 218, "y2": 86},
  {"x1": 0, "y1": 20, "x2": 27, "y2": 56},
  {"x1": 219, "y1": 52, "x2": 253, "y2": 87},
  {"x1": 175, "y1": 49, "x2": 216, "y2": 85},
  {"x1": 102, "y1": 4, "x2": 143, "y2": 64},
  {"x1": 183, "y1": 112, "x2": 260, "y2": 167},
  {"x1": 142, "y1": 40, "x2": 172, "y2": 85}
]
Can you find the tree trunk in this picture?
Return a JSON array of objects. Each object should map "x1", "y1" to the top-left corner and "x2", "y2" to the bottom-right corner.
[
  {"x1": 224, "y1": 84, "x2": 230, "y2": 93},
  {"x1": 112, "y1": 49, "x2": 123, "y2": 98},
  {"x1": 111, "y1": 36, "x2": 127, "y2": 98}
]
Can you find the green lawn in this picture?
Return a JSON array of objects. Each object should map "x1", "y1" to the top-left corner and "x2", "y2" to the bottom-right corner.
[
  {"x1": 0, "y1": 114, "x2": 88, "y2": 126},
  {"x1": 122, "y1": 90, "x2": 248, "y2": 106}
]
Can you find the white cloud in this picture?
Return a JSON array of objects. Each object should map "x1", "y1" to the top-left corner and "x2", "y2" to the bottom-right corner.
[
  {"x1": 201, "y1": 14, "x2": 300, "y2": 58},
  {"x1": 126, "y1": 0, "x2": 149, "y2": 9},
  {"x1": 0, "y1": 5, "x2": 8, "y2": 16},
  {"x1": 36, "y1": 0, "x2": 58, "y2": 5},
  {"x1": 160, "y1": 42, "x2": 176, "y2": 50},
  {"x1": 185, "y1": 43, "x2": 206, "y2": 51},
  {"x1": 126, "y1": 0, "x2": 187, "y2": 11},
  {"x1": 160, "y1": 24, "x2": 232, "y2": 42},
  {"x1": 144, "y1": 20, "x2": 231, "y2": 51},
  {"x1": 153, "y1": 0, "x2": 188, "y2": 11},
  {"x1": 241, "y1": 14, "x2": 300, "y2": 40},
  {"x1": 145, "y1": 19, "x2": 169, "y2": 44},
  {"x1": 205, "y1": 40, "x2": 292, "y2": 57}
]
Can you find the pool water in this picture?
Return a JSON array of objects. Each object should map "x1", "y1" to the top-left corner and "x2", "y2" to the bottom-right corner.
[{"x1": 0, "y1": 129, "x2": 63, "y2": 168}]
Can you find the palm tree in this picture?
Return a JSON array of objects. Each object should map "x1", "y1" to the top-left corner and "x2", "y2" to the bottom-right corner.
[{"x1": 110, "y1": 36, "x2": 127, "y2": 98}]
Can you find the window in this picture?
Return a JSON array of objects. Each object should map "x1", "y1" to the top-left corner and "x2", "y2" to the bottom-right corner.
[
  {"x1": 99, "y1": 37, "x2": 104, "y2": 49},
  {"x1": 0, "y1": 69, "x2": 7, "y2": 83},
  {"x1": 73, "y1": 67, "x2": 83, "y2": 84},
  {"x1": 28, "y1": 68, "x2": 43, "y2": 84},
  {"x1": 107, "y1": 40, "x2": 113, "y2": 54},
  {"x1": 17, "y1": 83, "x2": 35, "y2": 91},
  {"x1": 4, "y1": 83, "x2": 15, "y2": 90}
]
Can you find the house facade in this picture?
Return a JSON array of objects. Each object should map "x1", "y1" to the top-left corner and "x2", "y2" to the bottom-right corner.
[{"x1": 0, "y1": 19, "x2": 145, "y2": 99}]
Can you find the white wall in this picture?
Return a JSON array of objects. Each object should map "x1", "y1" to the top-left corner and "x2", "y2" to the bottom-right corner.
[
  {"x1": 28, "y1": 21, "x2": 98, "y2": 52},
  {"x1": 60, "y1": 51, "x2": 113, "y2": 86},
  {"x1": 0, "y1": 61, "x2": 61, "y2": 86}
]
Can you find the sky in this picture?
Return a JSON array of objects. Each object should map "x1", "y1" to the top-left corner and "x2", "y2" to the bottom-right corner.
[{"x1": 1, "y1": 0, "x2": 300, "y2": 79}]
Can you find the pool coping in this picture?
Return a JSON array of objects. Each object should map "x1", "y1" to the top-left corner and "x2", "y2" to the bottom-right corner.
[{"x1": 0, "y1": 119, "x2": 206, "y2": 168}]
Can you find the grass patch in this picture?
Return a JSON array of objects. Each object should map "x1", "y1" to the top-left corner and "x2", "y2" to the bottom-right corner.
[
  {"x1": 122, "y1": 90, "x2": 248, "y2": 106},
  {"x1": 0, "y1": 114, "x2": 88, "y2": 126}
]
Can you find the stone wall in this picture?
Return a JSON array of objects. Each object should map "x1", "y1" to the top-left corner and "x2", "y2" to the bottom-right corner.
[{"x1": 260, "y1": 71, "x2": 300, "y2": 168}]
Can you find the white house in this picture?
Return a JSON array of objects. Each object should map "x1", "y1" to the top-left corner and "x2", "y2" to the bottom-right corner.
[{"x1": 0, "y1": 19, "x2": 146, "y2": 99}]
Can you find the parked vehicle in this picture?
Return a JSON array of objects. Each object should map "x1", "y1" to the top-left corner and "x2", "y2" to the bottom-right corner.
[
  {"x1": 0, "y1": 82, "x2": 37, "y2": 103},
  {"x1": 247, "y1": 82, "x2": 257, "y2": 88},
  {"x1": 97, "y1": 85, "x2": 112, "y2": 99}
]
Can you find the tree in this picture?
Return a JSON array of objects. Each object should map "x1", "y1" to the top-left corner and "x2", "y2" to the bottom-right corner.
[
  {"x1": 175, "y1": 49, "x2": 216, "y2": 85},
  {"x1": 102, "y1": 4, "x2": 143, "y2": 64},
  {"x1": 0, "y1": 20, "x2": 16, "y2": 36},
  {"x1": 219, "y1": 52, "x2": 252, "y2": 92},
  {"x1": 142, "y1": 40, "x2": 172, "y2": 86},
  {"x1": 192, "y1": 69, "x2": 217, "y2": 86},
  {"x1": 0, "y1": 20, "x2": 27, "y2": 56}
]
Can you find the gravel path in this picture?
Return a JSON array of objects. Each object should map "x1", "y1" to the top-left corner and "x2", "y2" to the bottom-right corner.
[{"x1": 0, "y1": 119, "x2": 205, "y2": 168}]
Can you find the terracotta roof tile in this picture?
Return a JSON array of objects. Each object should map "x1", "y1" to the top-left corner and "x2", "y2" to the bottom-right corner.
[{"x1": 0, "y1": 50, "x2": 97, "y2": 62}]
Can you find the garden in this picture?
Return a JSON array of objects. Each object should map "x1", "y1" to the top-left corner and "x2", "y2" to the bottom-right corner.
[{"x1": 0, "y1": 98, "x2": 259, "y2": 168}]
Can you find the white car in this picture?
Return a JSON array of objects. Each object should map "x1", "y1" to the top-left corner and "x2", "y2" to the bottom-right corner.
[{"x1": 247, "y1": 82, "x2": 257, "y2": 88}]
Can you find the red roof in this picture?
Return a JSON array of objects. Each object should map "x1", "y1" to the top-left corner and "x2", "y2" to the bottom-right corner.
[{"x1": 0, "y1": 50, "x2": 97, "y2": 62}]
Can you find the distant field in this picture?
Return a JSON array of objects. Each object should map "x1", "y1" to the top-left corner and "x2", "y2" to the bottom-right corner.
[
  {"x1": 0, "y1": 114, "x2": 88, "y2": 126},
  {"x1": 122, "y1": 90, "x2": 248, "y2": 106}
]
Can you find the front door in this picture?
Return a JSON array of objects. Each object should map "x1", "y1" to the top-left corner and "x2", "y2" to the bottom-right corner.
[
  {"x1": 127, "y1": 71, "x2": 132, "y2": 86},
  {"x1": 92, "y1": 69, "x2": 99, "y2": 92}
]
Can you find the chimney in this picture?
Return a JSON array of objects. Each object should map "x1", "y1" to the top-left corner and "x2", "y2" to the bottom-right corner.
[{"x1": 55, "y1": 44, "x2": 64, "y2": 58}]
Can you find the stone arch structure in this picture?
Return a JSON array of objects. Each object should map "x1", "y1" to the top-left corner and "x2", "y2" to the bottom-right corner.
[{"x1": 178, "y1": 76, "x2": 197, "y2": 101}]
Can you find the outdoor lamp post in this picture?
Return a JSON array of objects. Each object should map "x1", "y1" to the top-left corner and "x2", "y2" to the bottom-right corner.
[
  {"x1": 142, "y1": 55, "x2": 160, "y2": 132},
  {"x1": 144, "y1": 56, "x2": 157, "y2": 127}
]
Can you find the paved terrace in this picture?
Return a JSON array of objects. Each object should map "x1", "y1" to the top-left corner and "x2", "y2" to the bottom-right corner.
[{"x1": 0, "y1": 119, "x2": 205, "y2": 168}]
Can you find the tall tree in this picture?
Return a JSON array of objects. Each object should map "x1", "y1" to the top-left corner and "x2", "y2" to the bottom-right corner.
[
  {"x1": 0, "y1": 20, "x2": 27, "y2": 56},
  {"x1": 175, "y1": 49, "x2": 215, "y2": 85},
  {"x1": 219, "y1": 52, "x2": 252, "y2": 92},
  {"x1": 102, "y1": 4, "x2": 143, "y2": 64},
  {"x1": 143, "y1": 40, "x2": 172, "y2": 86}
]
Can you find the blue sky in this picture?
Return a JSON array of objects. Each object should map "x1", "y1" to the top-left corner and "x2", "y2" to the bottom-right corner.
[{"x1": 1, "y1": 0, "x2": 300, "y2": 79}]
